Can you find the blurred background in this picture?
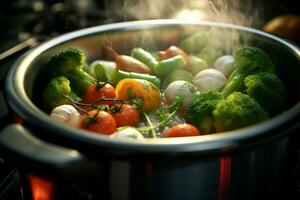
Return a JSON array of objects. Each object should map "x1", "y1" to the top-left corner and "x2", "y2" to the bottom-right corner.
[
  {"x1": 0, "y1": 0, "x2": 299, "y2": 86},
  {"x1": 0, "y1": 0, "x2": 299, "y2": 199},
  {"x1": 0, "y1": 0, "x2": 300, "y2": 81}
]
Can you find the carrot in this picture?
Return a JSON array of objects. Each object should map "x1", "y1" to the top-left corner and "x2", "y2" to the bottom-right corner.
[
  {"x1": 115, "y1": 78, "x2": 161, "y2": 112},
  {"x1": 116, "y1": 55, "x2": 151, "y2": 74}
]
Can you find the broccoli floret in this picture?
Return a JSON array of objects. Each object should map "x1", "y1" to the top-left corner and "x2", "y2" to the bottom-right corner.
[
  {"x1": 45, "y1": 48, "x2": 95, "y2": 95},
  {"x1": 186, "y1": 90, "x2": 224, "y2": 134},
  {"x1": 244, "y1": 72, "x2": 286, "y2": 115},
  {"x1": 42, "y1": 76, "x2": 81, "y2": 110},
  {"x1": 222, "y1": 46, "x2": 276, "y2": 97},
  {"x1": 213, "y1": 92, "x2": 269, "y2": 132},
  {"x1": 48, "y1": 48, "x2": 85, "y2": 74}
]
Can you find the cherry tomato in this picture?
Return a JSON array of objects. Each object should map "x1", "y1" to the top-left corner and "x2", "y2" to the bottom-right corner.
[
  {"x1": 83, "y1": 83, "x2": 116, "y2": 106},
  {"x1": 111, "y1": 104, "x2": 140, "y2": 127},
  {"x1": 80, "y1": 110, "x2": 116, "y2": 135},
  {"x1": 164, "y1": 124, "x2": 200, "y2": 137}
]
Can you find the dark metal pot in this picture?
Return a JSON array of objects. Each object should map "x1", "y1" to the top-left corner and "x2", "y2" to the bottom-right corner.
[{"x1": 1, "y1": 20, "x2": 300, "y2": 200}]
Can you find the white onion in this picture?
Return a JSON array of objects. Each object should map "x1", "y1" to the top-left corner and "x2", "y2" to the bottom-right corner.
[
  {"x1": 192, "y1": 69, "x2": 226, "y2": 91},
  {"x1": 164, "y1": 80, "x2": 197, "y2": 109},
  {"x1": 214, "y1": 55, "x2": 235, "y2": 77},
  {"x1": 110, "y1": 127, "x2": 145, "y2": 141},
  {"x1": 50, "y1": 105, "x2": 81, "y2": 127}
]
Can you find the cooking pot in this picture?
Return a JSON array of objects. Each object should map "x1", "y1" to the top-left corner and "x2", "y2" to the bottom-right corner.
[{"x1": 1, "y1": 20, "x2": 300, "y2": 200}]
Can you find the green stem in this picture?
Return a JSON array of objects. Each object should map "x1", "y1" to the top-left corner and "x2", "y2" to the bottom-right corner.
[
  {"x1": 142, "y1": 112, "x2": 157, "y2": 138},
  {"x1": 221, "y1": 66, "x2": 254, "y2": 97},
  {"x1": 92, "y1": 97, "x2": 124, "y2": 106},
  {"x1": 63, "y1": 95, "x2": 89, "y2": 114},
  {"x1": 138, "y1": 110, "x2": 178, "y2": 133},
  {"x1": 67, "y1": 68, "x2": 95, "y2": 96},
  {"x1": 64, "y1": 95, "x2": 124, "y2": 113},
  {"x1": 221, "y1": 73, "x2": 246, "y2": 97}
]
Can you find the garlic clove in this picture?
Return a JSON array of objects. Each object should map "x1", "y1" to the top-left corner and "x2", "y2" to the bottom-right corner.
[
  {"x1": 192, "y1": 69, "x2": 226, "y2": 91},
  {"x1": 50, "y1": 105, "x2": 81, "y2": 128},
  {"x1": 214, "y1": 55, "x2": 235, "y2": 77}
]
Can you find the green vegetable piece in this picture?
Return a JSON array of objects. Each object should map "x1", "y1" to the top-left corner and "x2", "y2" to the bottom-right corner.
[
  {"x1": 162, "y1": 69, "x2": 193, "y2": 88},
  {"x1": 85, "y1": 60, "x2": 160, "y2": 88},
  {"x1": 86, "y1": 62, "x2": 107, "y2": 81},
  {"x1": 221, "y1": 46, "x2": 276, "y2": 97},
  {"x1": 213, "y1": 92, "x2": 269, "y2": 132},
  {"x1": 45, "y1": 48, "x2": 95, "y2": 96},
  {"x1": 131, "y1": 48, "x2": 158, "y2": 71},
  {"x1": 197, "y1": 47, "x2": 220, "y2": 66},
  {"x1": 179, "y1": 32, "x2": 211, "y2": 54},
  {"x1": 154, "y1": 55, "x2": 186, "y2": 77},
  {"x1": 113, "y1": 70, "x2": 161, "y2": 88},
  {"x1": 186, "y1": 90, "x2": 224, "y2": 134},
  {"x1": 244, "y1": 72, "x2": 286, "y2": 115},
  {"x1": 86, "y1": 60, "x2": 119, "y2": 82},
  {"x1": 42, "y1": 76, "x2": 81, "y2": 110},
  {"x1": 189, "y1": 55, "x2": 208, "y2": 75}
]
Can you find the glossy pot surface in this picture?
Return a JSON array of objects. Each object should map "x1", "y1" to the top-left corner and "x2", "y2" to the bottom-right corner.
[{"x1": 1, "y1": 20, "x2": 300, "y2": 200}]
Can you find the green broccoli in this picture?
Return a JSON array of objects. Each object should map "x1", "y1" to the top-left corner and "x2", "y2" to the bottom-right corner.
[
  {"x1": 213, "y1": 92, "x2": 269, "y2": 132},
  {"x1": 45, "y1": 48, "x2": 95, "y2": 96},
  {"x1": 244, "y1": 72, "x2": 286, "y2": 115},
  {"x1": 186, "y1": 90, "x2": 224, "y2": 134},
  {"x1": 221, "y1": 46, "x2": 276, "y2": 97},
  {"x1": 42, "y1": 76, "x2": 81, "y2": 110}
]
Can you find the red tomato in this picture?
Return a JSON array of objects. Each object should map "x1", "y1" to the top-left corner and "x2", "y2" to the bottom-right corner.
[
  {"x1": 164, "y1": 124, "x2": 200, "y2": 137},
  {"x1": 83, "y1": 83, "x2": 116, "y2": 106},
  {"x1": 80, "y1": 110, "x2": 116, "y2": 135},
  {"x1": 111, "y1": 104, "x2": 140, "y2": 127}
]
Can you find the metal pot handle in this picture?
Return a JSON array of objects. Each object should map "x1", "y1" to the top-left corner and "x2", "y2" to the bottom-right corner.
[{"x1": 0, "y1": 124, "x2": 87, "y2": 176}]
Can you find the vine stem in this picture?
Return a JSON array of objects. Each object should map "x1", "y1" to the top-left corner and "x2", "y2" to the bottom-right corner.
[
  {"x1": 137, "y1": 97, "x2": 183, "y2": 134},
  {"x1": 142, "y1": 112, "x2": 157, "y2": 138},
  {"x1": 63, "y1": 95, "x2": 125, "y2": 114}
]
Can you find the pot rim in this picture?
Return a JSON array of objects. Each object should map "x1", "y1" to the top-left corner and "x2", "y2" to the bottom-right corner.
[{"x1": 5, "y1": 19, "x2": 300, "y2": 155}]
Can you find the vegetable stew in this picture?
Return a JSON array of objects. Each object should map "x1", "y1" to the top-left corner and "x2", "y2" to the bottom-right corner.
[{"x1": 41, "y1": 32, "x2": 286, "y2": 141}]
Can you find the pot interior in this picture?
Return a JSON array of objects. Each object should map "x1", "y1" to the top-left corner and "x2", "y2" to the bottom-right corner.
[
  {"x1": 25, "y1": 23, "x2": 300, "y2": 108},
  {"x1": 9, "y1": 21, "x2": 300, "y2": 150}
]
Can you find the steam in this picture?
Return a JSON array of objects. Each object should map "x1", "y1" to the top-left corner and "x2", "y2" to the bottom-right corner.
[
  {"x1": 104, "y1": 0, "x2": 265, "y2": 28},
  {"x1": 101, "y1": 0, "x2": 267, "y2": 55},
  {"x1": 104, "y1": 0, "x2": 183, "y2": 21},
  {"x1": 205, "y1": 0, "x2": 265, "y2": 27}
]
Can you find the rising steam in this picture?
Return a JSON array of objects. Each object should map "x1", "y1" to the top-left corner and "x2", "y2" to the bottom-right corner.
[
  {"x1": 104, "y1": 0, "x2": 265, "y2": 28},
  {"x1": 100, "y1": 0, "x2": 267, "y2": 56}
]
